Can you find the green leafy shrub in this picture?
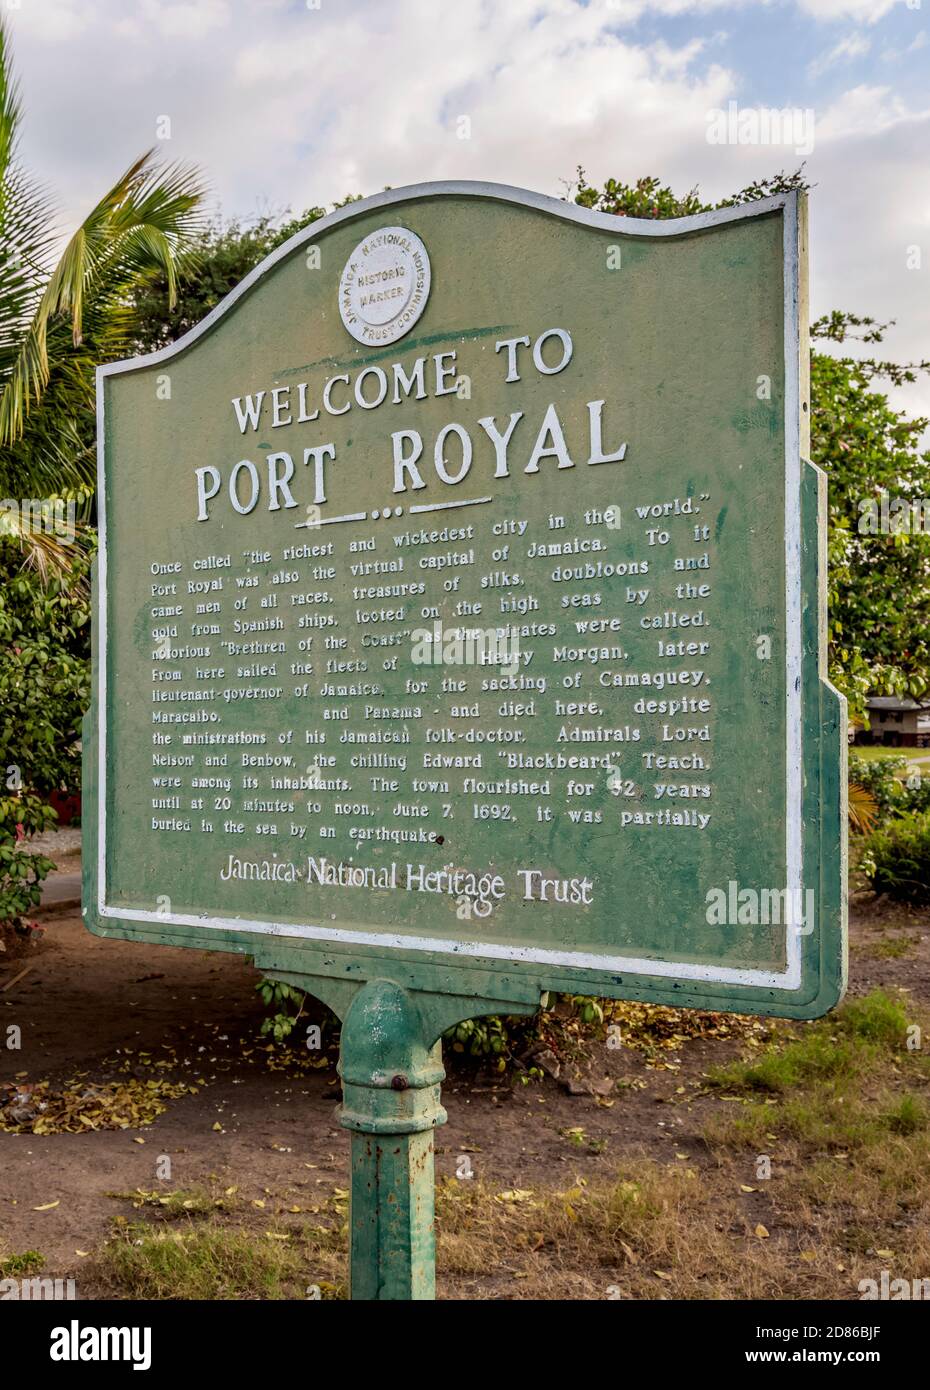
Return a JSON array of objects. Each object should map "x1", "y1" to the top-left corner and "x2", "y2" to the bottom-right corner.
[
  {"x1": 0, "y1": 541, "x2": 91, "y2": 926},
  {"x1": 255, "y1": 979, "x2": 306, "y2": 1042},
  {"x1": 847, "y1": 752, "x2": 930, "y2": 832},
  {"x1": 900, "y1": 767, "x2": 930, "y2": 816},
  {"x1": 0, "y1": 795, "x2": 55, "y2": 921},
  {"x1": 861, "y1": 811, "x2": 930, "y2": 905},
  {"x1": 848, "y1": 753, "x2": 906, "y2": 820},
  {"x1": 446, "y1": 1014, "x2": 511, "y2": 1066}
]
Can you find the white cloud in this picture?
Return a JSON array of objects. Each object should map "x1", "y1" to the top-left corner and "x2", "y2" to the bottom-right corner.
[
  {"x1": 808, "y1": 30, "x2": 870, "y2": 78},
  {"x1": 880, "y1": 27, "x2": 928, "y2": 64},
  {"x1": 8, "y1": 0, "x2": 230, "y2": 44},
  {"x1": 224, "y1": 0, "x2": 736, "y2": 206},
  {"x1": 804, "y1": 108, "x2": 930, "y2": 433},
  {"x1": 795, "y1": 0, "x2": 897, "y2": 22},
  {"x1": 7, "y1": 0, "x2": 95, "y2": 42},
  {"x1": 816, "y1": 83, "x2": 919, "y2": 138},
  {"x1": 134, "y1": 0, "x2": 231, "y2": 41},
  {"x1": 650, "y1": 37, "x2": 710, "y2": 74},
  {"x1": 3, "y1": 0, "x2": 928, "y2": 432}
]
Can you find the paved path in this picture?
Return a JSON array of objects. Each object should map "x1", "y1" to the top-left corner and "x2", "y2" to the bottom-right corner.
[{"x1": 38, "y1": 870, "x2": 82, "y2": 911}]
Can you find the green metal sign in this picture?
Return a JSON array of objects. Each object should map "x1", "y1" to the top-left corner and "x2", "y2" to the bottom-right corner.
[{"x1": 83, "y1": 182, "x2": 846, "y2": 1298}]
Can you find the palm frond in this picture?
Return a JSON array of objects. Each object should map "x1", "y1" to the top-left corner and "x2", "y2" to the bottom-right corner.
[
  {"x1": 0, "y1": 23, "x2": 58, "y2": 368},
  {"x1": 0, "y1": 145, "x2": 206, "y2": 447},
  {"x1": 0, "y1": 17, "x2": 22, "y2": 184},
  {"x1": 0, "y1": 496, "x2": 91, "y2": 590},
  {"x1": 848, "y1": 782, "x2": 879, "y2": 836},
  {"x1": 0, "y1": 18, "x2": 205, "y2": 518}
]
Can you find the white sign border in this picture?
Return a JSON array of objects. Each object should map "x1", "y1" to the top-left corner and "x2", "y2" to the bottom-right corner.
[{"x1": 94, "y1": 181, "x2": 804, "y2": 992}]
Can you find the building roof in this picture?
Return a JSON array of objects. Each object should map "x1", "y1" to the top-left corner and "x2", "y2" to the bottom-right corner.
[{"x1": 867, "y1": 696, "x2": 930, "y2": 712}]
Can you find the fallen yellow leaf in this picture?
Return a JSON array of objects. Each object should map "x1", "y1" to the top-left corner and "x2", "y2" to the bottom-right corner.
[
  {"x1": 755, "y1": 1224, "x2": 770, "y2": 1239},
  {"x1": 33, "y1": 1201, "x2": 60, "y2": 1211}
]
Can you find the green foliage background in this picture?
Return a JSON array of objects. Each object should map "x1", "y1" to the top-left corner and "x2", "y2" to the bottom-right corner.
[
  {"x1": 574, "y1": 170, "x2": 930, "y2": 721},
  {"x1": 5, "y1": 163, "x2": 930, "y2": 941},
  {"x1": 0, "y1": 539, "x2": 91, "y2": 923}
]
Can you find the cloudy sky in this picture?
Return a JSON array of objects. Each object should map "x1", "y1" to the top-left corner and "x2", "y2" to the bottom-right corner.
[{"x1": 6, "y1": 0, "x2": 930, "y2": 430}]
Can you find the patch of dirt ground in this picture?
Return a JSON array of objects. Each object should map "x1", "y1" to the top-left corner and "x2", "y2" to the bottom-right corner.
[{"x1": 1, "y1": 876, "x2": 928, "y2": 1299}]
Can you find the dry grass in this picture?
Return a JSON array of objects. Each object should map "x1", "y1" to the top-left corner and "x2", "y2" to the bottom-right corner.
[
  {"x1": 434, "y1": 1164, "x2": 792, "y2": 1300},
  {"x1": 92, "y1": 1184, "x2": 346, "y2": 1300},
  {"x1": 89, "y1": 989, "x2": 930, "y2": 1301}
]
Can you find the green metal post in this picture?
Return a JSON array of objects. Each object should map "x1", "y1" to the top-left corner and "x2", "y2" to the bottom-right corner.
[
  {"x1": 338, "y1": 978, "x2": 446, "y2": 1300},
  {"x1": 258, "y1": 969, "x2": 539, "y2": 1301}
]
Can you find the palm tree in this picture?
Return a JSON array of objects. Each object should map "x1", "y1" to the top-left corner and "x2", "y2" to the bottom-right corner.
[{"x1": 0, "y1": 17, "x2": 205, "y2": 570}]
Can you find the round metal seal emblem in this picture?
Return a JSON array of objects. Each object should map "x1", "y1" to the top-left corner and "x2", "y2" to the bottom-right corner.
[{"x1": 339, "y1": 226, "x2": 431, "y2": 346}]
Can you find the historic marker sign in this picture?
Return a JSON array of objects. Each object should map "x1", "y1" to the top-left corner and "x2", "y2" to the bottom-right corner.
[{"x1": 84, "y1": 182, "x2": 846, "y2": 1020}]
